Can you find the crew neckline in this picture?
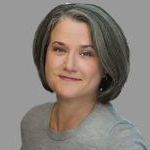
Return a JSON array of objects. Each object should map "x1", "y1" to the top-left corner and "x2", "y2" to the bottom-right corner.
[{"x1": 46, "y1": 102, "x2": 103, "y2": 141}]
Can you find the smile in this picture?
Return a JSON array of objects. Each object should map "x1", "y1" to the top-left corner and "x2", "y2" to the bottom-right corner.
[{"x1": 58, "y1": 75, "x2": 82, "y2": 81}]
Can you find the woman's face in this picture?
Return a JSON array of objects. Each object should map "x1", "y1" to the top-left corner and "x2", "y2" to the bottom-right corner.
[{"x1": 45, "y1": 18, "x2": 103, "y2": 100}]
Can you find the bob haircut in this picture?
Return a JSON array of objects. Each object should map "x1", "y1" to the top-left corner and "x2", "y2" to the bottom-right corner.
[{"x1": 33, "y1": 3, "x2": 130, "y2": 104}]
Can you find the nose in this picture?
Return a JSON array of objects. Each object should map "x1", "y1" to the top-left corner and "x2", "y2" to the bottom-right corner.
[{"x1": 64, "y1": 52, "x2": 77, "y2": 72}]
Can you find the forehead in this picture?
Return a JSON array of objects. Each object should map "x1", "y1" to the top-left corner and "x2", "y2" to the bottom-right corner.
[{"x1": 50, "y1": 18, "x2": 92, "y2": 44}]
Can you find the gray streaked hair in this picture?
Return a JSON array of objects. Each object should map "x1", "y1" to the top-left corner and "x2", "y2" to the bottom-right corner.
[{"x1": 33, "y1": 3, "x2": 130, "y2": 103}]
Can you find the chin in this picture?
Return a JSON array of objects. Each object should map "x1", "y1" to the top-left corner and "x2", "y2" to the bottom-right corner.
[{"x1": 55, "y1": 89, "x2": 82, "y2": 100}]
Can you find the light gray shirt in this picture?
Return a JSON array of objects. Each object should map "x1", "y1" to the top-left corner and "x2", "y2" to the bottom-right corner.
[{"x1": 20, "y1": 102, "x2": 149, "y2": 150}]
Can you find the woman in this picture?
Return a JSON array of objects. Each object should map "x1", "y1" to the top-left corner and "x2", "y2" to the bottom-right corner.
[{"x1": 20, "y1": 3, "x2": 149, "y2": 150}]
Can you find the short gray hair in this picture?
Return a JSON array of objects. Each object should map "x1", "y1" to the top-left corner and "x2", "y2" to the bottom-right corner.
[{"x1": 33, "y1": 3, "x2": 130, "y2": 103}]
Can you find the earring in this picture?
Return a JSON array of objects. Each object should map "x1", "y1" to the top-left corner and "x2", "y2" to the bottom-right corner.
[
  {"x1": 99, "y1": 74, "x2": 108, "y2": 93},
  {"x1": 100, "y1": 87, "x2": 103, "y2": 92}
]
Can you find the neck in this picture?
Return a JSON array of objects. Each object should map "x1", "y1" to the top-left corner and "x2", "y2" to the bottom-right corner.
[{"x1": 50, "y1": 95, "x2": 98, "y2": 132}]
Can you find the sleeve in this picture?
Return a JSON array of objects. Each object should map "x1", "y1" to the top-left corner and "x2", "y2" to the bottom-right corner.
[{"x1": 105, "y1": 121, "x2": 149, "y2": 150}]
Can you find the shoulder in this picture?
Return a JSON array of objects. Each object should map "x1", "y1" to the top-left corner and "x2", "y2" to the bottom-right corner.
[
  {"x1": 20, "y1": 102, "x2": 55, "y2": 147},
  {"x1": 102, "y1": 104, "x2": 149, "y2": 150},
  {"x1": 95, "y1": 103, "x2": 149, "y2": 149},
  {"x1": 22, "y1": 102, "x2": 53, "y2": 119},
  {"x1": 20, "y1": 102, "x2": 54, "y2": 129}
]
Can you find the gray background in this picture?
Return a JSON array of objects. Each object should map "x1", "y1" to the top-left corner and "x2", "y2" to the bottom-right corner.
[{"x1": 0, "y1": 0, "x2": 149, "y2": 149}]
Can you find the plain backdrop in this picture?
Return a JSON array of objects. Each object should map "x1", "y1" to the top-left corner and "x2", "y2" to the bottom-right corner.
[{"x1": 0, "y1": 0, "x2": 149, "y2": 149}]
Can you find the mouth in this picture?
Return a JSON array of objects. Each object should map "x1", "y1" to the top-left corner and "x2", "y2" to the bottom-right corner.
[{"x1": 58, "y1": 75, "x2": 82, "y2": 81}]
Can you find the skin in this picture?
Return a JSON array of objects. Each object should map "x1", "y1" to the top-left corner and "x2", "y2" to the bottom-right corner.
[{"x1": 45, "y1": 18, "x2": 104, "y2": 131}]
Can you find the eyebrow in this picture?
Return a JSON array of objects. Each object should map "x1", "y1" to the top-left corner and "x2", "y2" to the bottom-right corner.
[{"x1": 51, "y1": 41, "x2": 94, "y2": 49}]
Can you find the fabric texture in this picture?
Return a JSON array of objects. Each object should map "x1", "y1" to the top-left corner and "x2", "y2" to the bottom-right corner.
[{"x1": 20, "y1": 102, "x2": 149, "y2": 150}]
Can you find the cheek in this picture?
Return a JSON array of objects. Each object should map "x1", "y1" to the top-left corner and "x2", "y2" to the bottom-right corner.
[
  {"x1": 45, "y1": 52, "x2": 61, "y2": 71},
  {"x1": 90, "y1": 66, "x2": 102, "y2": 84},
  {"x1": 45, "y1": 52, "x2": 64, "y2": 86},
  {"x1": 45, "y1": 53, "x2": 56, "y2": 81},
  {"x1": 83, "y1": 60, "x2": 103, "y2": 78},
  {"x1": 82, "y1": 60, "x2": 103, "y2": 88},
  {"x1": 45, "y1": 54, "x2": 57, "y2": 91}
]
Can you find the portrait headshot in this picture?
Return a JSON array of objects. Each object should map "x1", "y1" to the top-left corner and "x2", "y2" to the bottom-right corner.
[
  {"x1": 1, "y1": 0, "x2": 150, "y2": 150},
  {"x1": 19, "y1": 2, "x2": 149, "y2": 150}
]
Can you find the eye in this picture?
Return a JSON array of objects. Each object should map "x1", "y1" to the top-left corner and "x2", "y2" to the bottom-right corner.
[
  {"x1": 52, "y1": 47, "x2": 66, "y2": 54},
  {"x1": 80, "y1": 50, "x2": 94, "y2": 57}
]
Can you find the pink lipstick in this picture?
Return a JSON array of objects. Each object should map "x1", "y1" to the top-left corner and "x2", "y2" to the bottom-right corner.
[{"x1": 59, "y1": 75, "x2": 81, "y2": 81}]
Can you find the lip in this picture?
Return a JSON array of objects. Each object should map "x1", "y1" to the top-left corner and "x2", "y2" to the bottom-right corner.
[{"x1": 58, "y1": 75, "x2": 82, "y2": 81}]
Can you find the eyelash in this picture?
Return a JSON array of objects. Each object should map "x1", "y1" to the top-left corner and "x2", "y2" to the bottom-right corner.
[
  {"x1": 53, "y1": 47, "x2": 66, "y2": 53},
  {"x1": 80, "y1": 51, "x2": 94, "y2": 57},
  {"x1": 52, "y1": 47, "x2": 95, "y2": 57}
]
